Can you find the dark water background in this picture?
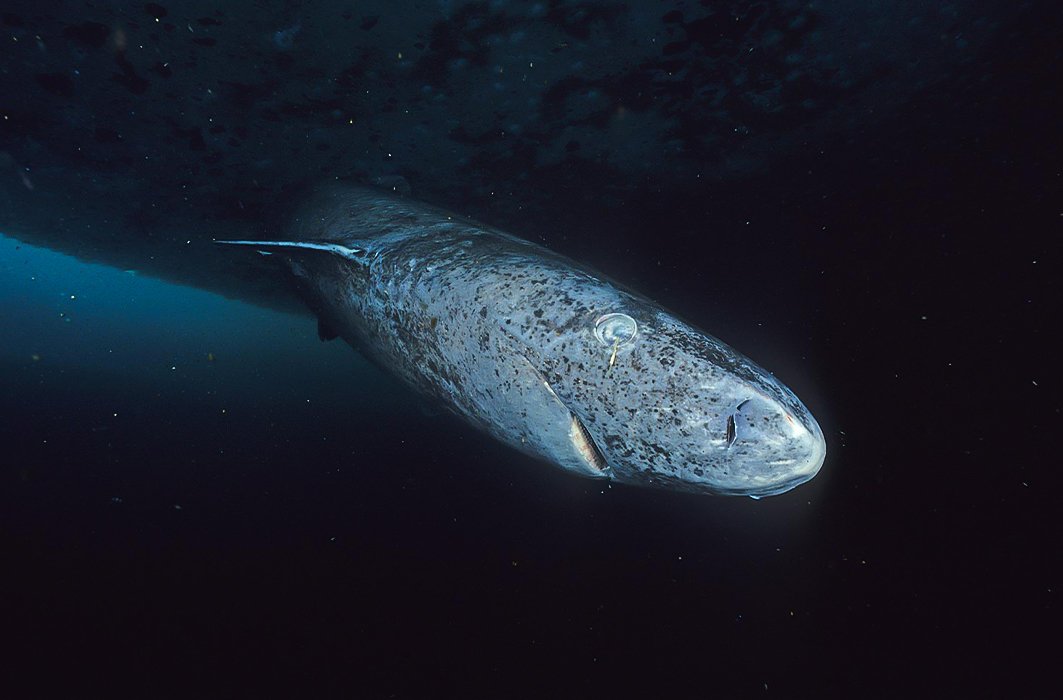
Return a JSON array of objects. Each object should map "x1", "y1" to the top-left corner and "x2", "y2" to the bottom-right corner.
[{"x1": 1, "y1": 1, "x2": 1060, "y2": 697}]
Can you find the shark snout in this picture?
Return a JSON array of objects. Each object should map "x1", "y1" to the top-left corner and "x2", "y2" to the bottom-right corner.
[
  {"x1": 729, "y1": 395, "x2": 804, "y2": 445},
  {"x1": 724, "y1": 392, "x2": 825, "y2": 497}
]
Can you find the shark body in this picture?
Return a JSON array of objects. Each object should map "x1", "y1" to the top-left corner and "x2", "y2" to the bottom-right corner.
[{"x1": 221, "y1": 184, "x2": 825, "y2": 497}]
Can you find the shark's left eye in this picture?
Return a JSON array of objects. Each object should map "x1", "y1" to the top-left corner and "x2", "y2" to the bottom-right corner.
[{"x1": 594, "y1": 313, "x2": 638, "y2": 346}]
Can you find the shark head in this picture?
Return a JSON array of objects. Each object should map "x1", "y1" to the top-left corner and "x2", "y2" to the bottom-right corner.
[{"x1": 516, "y1": 285, "x2": 825, "y2": 498}]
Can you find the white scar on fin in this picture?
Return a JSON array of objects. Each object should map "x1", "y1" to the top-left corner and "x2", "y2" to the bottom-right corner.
[
  {"x1": 537, "y1": 368, "x2": 606, "y2": 473},
  {"x1": 568, "y1": 413, "x2": 608, "y2": 474},
  {"x1": 511, "y1": 346, "x2": 608, "y2": 476},
  {"x1": 536, "y1": 367, "x2": 608, "y2": 474},
  {"x1": 215, "y1": 239, "x2": 364, "y2": 260}
]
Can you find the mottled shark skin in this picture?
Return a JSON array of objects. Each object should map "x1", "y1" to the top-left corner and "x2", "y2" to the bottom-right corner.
[{"x1": 220, "y1": 184, "x2": 825, "y2": 498}]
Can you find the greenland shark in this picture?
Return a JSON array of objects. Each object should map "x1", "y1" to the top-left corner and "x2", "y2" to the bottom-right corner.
[
  {"x1": 6, "y1": 0, "x2": 997, "y2": 497},
  {"x1": 219, "y1": 184, "x2": 825, "y2": 497}
]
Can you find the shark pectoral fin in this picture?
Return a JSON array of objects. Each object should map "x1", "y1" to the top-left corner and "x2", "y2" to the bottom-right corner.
[
  {"x1": 496, "y1": 335, "x2": 609, "y2": 478},
  {"x1": 526, "y1": 368, "x2": 609, "y2": 478},
  {"x1": 565, "y1": 410, "x2": 610, "y2": 478}
]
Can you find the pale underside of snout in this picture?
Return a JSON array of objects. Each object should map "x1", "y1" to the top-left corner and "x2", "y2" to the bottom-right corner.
[
  {"x1": 549, "y1": 387, "x2": 825, "y2": 497},
  {"x1": 572, "y1": 387, "x2": 826, "y2": 498}
]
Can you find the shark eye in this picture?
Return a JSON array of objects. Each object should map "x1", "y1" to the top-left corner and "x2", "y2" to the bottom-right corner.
[{"x1": 594, "y1": 313, "x2": 638, "y2": 347}]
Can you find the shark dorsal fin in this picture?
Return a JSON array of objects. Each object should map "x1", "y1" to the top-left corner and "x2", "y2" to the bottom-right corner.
[{"x1": 215, "y1": 239, "x2": 365, "y2": 260}]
